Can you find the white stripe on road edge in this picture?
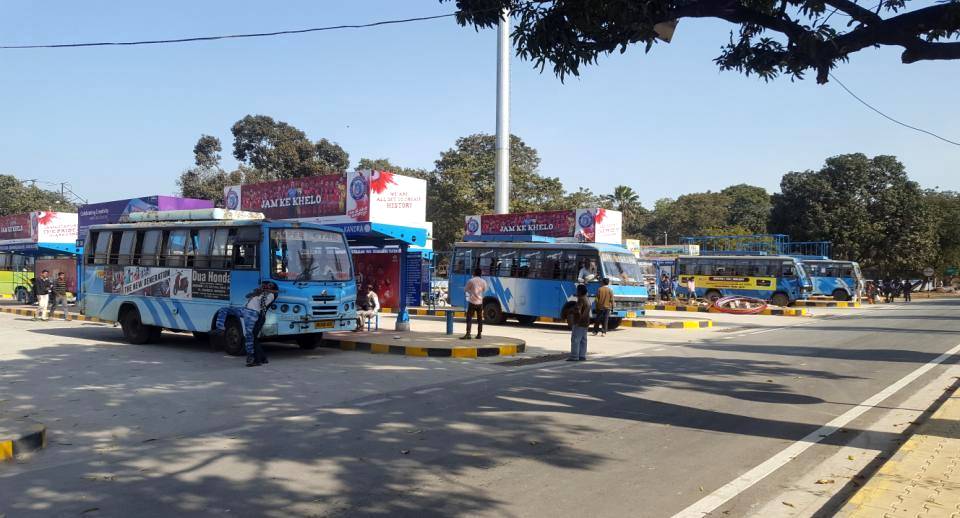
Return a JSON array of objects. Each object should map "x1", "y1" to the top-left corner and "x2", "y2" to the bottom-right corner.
[
  {"x1": 462, "y1": 378, "x2": 489, "y2": 385},
  {"x1": 414, "y1": 387, "x2": 444, "y2": 395},
  {"x1": 672, "y1": 340, "x2": 960, "y2": 518},
  {"x1": 355, "y1": 398, "x2": 390, "y2": 407}
]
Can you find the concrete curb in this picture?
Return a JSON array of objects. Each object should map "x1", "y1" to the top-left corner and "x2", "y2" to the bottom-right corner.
[
  {"x1": 621, "y1": 319, "x2": 713, "y2": 329},
  {"x1": 792, "y1": 300, "x2": 862, "y2": 308},
  {"x1": 0, "y1": 306, "x2": 109, "y2": 323},
  {"x1": 0, "y1": 422, "x2": 47, "y2": 462},
  {"x1": 321, "y1": 337, "x2": 525, "y2": 359},
  {"x1": 643, "y1": 303, "x2": 809, "y2": 317}
]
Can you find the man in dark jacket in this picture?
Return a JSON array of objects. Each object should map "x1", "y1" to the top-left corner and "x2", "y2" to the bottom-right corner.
[
  {"x1": 33, "y1": 270, "x2": 53, "y2": 321},
  {"x1": 53, "y1": 272, "x2": 69, "y2": 320},
  {"x1": 568, "y1": 284, "x2": 591, "y2": 361},
  {"x1": 902, "y1": 279, "x2": 913, "y2": 302}
]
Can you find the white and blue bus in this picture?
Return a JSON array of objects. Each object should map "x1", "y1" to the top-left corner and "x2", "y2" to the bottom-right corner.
[
  {"x1": 800, "y1": 259, "x2": 863, "y2": 301},
  {"x1": 675, "y1": 255, "x2": 812, "y2": 307},
  {"x1": 449, "y1": 241, "x2": 649, "y2": 330},
  {"x1": 81, "y1": 210, "x2": 357, "y2": 355}
]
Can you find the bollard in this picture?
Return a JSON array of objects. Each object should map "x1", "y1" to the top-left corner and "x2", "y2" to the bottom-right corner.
[{"x1": 446, "y1": 309, "x2": 454, "y2": 335}]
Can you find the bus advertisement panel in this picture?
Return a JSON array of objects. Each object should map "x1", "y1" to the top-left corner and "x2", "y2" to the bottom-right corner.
[
  {"x1": 463, "y1": 208, "x2": 623, "y2": 244},
  {"x1": 0, "y1": 213, "x2": 34, "y2": 243},
  {"x1": 79, "y1": 197, "x2": 213, "y2": 237}
]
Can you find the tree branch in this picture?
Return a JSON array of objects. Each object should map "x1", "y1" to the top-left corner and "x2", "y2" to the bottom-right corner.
[{"x1": 902, "y1": 41, "x2": 960, "y2": 63}]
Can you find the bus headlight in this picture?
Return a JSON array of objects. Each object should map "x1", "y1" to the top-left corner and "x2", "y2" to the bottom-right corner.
[
  {"x1": 293, "y1": 305, "x2": 301, "y2": 314},
  {"x1": 344, "y1": 303, "x2": 350, "y2": 311},
  {"x1": 280, "y1": 304, "x2": 289, "y2": 313}
]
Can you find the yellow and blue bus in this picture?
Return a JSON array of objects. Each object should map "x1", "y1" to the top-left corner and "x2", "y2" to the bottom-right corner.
[
  {"x1": 450, "y1": 240, "x2": 648, "y2": 330},
  {"x1": 0, "y1": 253, "x2": 35, "y2": 302},
  {"x1": 81, "y1": 210, "x2": 357, "y2": 355},
  {"x1": 675, "y1": 255, "x2": 812, "y2": 307},
  {"x1": 800, "y1": 259, "x2": 863, "y2": 301}
]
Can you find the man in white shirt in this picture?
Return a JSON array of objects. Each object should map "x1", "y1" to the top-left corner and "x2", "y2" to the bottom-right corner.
[
  {"x1": 578, "y1": 260, "x2": 598, "y2": 284},
  {"x1": 354, "y1": 284, "x2": 380, "y2": 331},
  {"x1": 461, "y1": 268, "x2": 488, "y2": 340},
  {"x1": 241, "y1": 281, "x2": 279, "y2": 367}
]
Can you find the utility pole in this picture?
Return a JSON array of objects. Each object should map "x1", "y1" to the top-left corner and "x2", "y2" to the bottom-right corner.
[
  {"x1": 663, "y1": 232, "x2": 668, "y2": 246},
  {"x1": 494, "y1": 8, "x2": 510, "y2": 214}
]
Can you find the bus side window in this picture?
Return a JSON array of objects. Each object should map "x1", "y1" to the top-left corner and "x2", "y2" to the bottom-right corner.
[
  {"x1": 86, "y1": 232, "x2": 100, "y2": 265},
  {"x1": 782, "y1": 262, "x2": 797, "y2": 277},
  {"x1": 139, "y1": 230, "x2": 162, "y2": 266},
  {"x1": 117, "y1": 231, "x2": 137, "y2": 266},
  {"x1": 193, "y1": 229, "x2": 215, "y2": 269},
  {"x1": 561, "y1": 251, "x2": 578, "y2": 280},
  {"x1": 233, "y1": 242, "x2": 257, "y2": 269},
  {"x1": 701, "y1": 260, "x2": 715, "y2": 276},
  {"x1": 163, "y1": 230, "x2": 189, "y2": 268},
  {"x1": 518, "y1": 250, "x2": 542, "y2": 278},
  {"x1": 498, "y1": 249, "x2": 517, "y2": 277},
  {"x1": 93, "y1": 232, "x2": 110, "y2": 265},
  {"x1": 477, "y1": 249, "x2": 496, "y2": 276},
  {"x1": 542, "y1": 250, "x2": 563, "y2": 279},
  {"x1": 209, "y1": 229, "x2": 231, "y2": 269},
  {"x1": 105, "y1": 231, "x2": 123, "y2": 265}
]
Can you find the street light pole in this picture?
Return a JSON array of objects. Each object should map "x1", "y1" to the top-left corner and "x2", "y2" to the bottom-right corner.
[
  {"x1": 663, "y1": 232, "x2": 668, "y2": 246},
  {"x1": 494, "y1": 8, "x2": 510, "y2": 215}
]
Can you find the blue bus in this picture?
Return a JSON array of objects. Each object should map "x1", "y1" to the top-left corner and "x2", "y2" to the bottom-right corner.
[
  {"x1": 675, "y1": 255, "x2": 812, "y2": 307},
  {"x1": 449, "y1": 241, "x2": 648, "y2": 330},
  {"x1": 800, "y1": 259, "x2": 863, "y2": 301},
  {"x1": 81, "y1": 210, "x2": 357, "y2": 355}
]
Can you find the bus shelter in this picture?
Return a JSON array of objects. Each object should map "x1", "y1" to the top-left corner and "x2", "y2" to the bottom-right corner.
[
  {"x1": 0, "y1": 212, "x2": 80, "y2": 302},
  {"x1": 323, "y1": 222, "x2": 427, "y2": 331}
]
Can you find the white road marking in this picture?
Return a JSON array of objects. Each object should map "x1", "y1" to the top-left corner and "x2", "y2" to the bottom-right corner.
[
  {"x1": 462, "y1": 378, "x2": 488, "y2": 385},
  {"x1": 672, "y1": 340, "x2": 960, "y2": 518},
  {"x1": 414, "y1": 387, "x2": 443, "y2": 395},
  {"x1": 355, "y1": 398, "x2": 390, "y2": 407}
]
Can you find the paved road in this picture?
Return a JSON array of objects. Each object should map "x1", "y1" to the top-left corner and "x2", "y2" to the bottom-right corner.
[{"x1": 1, "y1": 299, "x2": 958, "y2": 517}]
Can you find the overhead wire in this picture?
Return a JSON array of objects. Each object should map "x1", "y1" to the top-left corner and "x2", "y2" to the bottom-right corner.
[
  {"x1": 829, "y1": 73, "x2": 960, "y2": 147},
  {"x1": 0, "y1": 12, "x2": 461, "y2": 49}
]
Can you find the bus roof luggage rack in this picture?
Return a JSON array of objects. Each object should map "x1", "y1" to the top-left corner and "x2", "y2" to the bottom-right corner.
[{"x1": 122, "y1": 209, "x2": 266, "y2": 223}]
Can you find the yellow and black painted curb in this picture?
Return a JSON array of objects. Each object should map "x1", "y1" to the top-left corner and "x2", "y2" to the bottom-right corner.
[
  {"x1": 1, "y1": 423, "x2": 46, "y2": 462},
  {"x1": 621, "y1": 319, "x2": 713, "y2": 329},
  {"x1": 792, "y1": 300, "x2": 861, "y2": 308},
  {"x1": 0, "y1": 306, "x2": 109, "y2": 323},
  {"x1": 643, "y1": 303, "x2": 808, "y2": 317},
  {"x1": 320, "y1": 337, "x2": 525, "y2": 359}
]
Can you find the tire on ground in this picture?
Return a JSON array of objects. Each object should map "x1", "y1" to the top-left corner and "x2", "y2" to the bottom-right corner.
[
  {"x1": 297, "y1": 334, "x2": 321, "y2": 349},
  {"x1": 516, "y1": 315, "x2": 538, "y2": 326},
  {"x1": 704, "y1": 290, "x2": 722, "y2": 303},
  {"x1": 119, "y1": 305, "x2": 157, "y2": 345},
  {"x1": 606, "y1": 317, "x2": 622, "y2": 330},
  {"x1": 222, "y1": 317, "x2": 247, "y2": 356},
  {"x1": 832, "y1": 289, "x2": 850, "y2": 302},
  {"x1": 770, "y1": 292, "x2": 790, "y2": 308},
  {"x1": 482, "y1": 299, "x2": 506, "y2": 324}
]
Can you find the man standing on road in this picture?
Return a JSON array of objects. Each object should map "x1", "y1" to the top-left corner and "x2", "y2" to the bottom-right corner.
[
  {"x1": 243, "y1": 281, "x2": 279, "y2": 367},
  {"x1": 461, "y1": 267, "x2": 487, "y2": 340},
  {"x1": 32, "y1": 270, "x2": 53, "y2": 322},
  {"x1": 594, "y1": 278, "x2": 613, "y2": 337},
  {"x1": 568, "y1": 284, "x2": 591, "y2": 361},
  {"x1": 686, "y1": 276, "x2": 697, "y2": 304},
  {"x1": 53, "y1": 272, "x2": 69, "y2": 320},
  {"x1": 902, "y1": 279, "x2": 913, "y2": 302}
]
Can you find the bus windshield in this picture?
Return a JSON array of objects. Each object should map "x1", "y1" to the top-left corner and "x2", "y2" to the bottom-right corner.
[
  {"x1": 600, "y1": 252, "x2": 644, "y2": 284},
  {"x1": 271, "y1": 228, "x2": 351, "y2": 282}
]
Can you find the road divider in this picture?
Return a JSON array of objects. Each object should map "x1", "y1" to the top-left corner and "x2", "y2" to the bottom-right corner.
[
  {"x1": 644, "y1": 303, "x2": 809, "y2": 317},
  {"x1": 0, "y1": 420, "x2": 46, "y2": 462},
  {"x1": 321, "y1": 331, "x2": 525, "y2": 359},
  {"x1": 792, "y1": 300, "x2": 862, "y2": 308}
]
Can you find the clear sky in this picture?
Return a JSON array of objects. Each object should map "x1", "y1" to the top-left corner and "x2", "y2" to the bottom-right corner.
[{"x1": 1, "y1": 1, "x2": 957, "y2": 208}]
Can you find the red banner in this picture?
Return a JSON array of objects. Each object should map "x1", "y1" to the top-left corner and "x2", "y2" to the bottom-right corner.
[
  {"x1": 238, "y1": 175, "x2": 347, "y2": 219},
  {"x1": 0, "y1": 214, "x2": 33, "y2": 241},
  {"x1": 479, "y1": 210, "x2": 577, "y2": 238}
]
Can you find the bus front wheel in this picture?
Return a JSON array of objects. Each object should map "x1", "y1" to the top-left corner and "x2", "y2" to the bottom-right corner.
[
  {"x1": 15, "y1": 287, "x2": 30, "y2": 304},
  {"x1": 832, "y1": 289, "x2": 850, "y2": 302},
  {"x1": 120, "y1": 307, "x2": 157, "y2": 345},
  {"x1": 770, "y1": 293, "x2": 790, "y2": 308},
  {"x1": 607, "y1": 318, "x2": 622, "y2": 331},
  {"x1": 516, "y1": 315, "x2": 538, "y2": 326},
  {"x1": 704, "y1": 290, "x2": 722, "y2": 303},
  {"x1": 483, "y1": 301, "x2": 506, "y2": 324},
  {"x1": 297, "y1": 335, "x2": 321, "y2": 350},
  {"x1": 222, "y1": 318, "x2": 247, "y2": 356}
]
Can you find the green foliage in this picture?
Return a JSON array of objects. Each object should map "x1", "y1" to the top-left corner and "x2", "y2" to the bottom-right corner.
[
  {"x1": 193, "y1": 135, "x2": 222, "y2": 169},
  {"x1": 923, "y1": 190, "x2": 960, "y2": 275},
  {"x1": 0, "y1": 175, "x2": 77, "y2": 216},
  {"x1": 231, "y1": 115, "x2": 349, "y2": 179},
  {"x1": 770, "y1": 154, "x2": 937, "y2": 275},
  {"x1": 448, "y1": 1, "x2": 960, "y2": 84},
  {"x1": 721, "y1": 184, "x2": 771, "y2": 234},
  {"x1": 428, "y1": 133, "x2": 566, "y2": 250},
  {"x1": 355, "y1": 158, "x2": 430, "y2": 181}
]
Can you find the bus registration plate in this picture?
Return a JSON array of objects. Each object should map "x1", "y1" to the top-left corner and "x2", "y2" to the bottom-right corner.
[{"x1": 315, "y1": 321, "x2": 335, "y2": 329}]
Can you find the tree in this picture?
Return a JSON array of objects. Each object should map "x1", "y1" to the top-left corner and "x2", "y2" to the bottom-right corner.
[
  {"x1": 564, "y1": 187, "x2": 605, "y2": 209},
  {"x1": 447, "y1": 0, "x2": 960, "y2": 84},
  {"x1": 600, "y1": 185, "x2": 651, "y2": 239},
  {"x1": 428, "y1": 133, "x2": 566, "y2": 250},
  {"x1": 193, "y1": 135, "x2": 222, "y2": 169},
  {"x1": 603, "y1": 185, "x2": 641, "y2": 212},
  {"x1": 231, "y1": 115, "x2": 349, "y2": 179},
  {"x1": 770, "y1": 153, "x2": 937, "y2": 275},
  {"x1": 0, "y1": 175, "x2": 76, "y2": 215},
  {"x1": 355, "y1": 158, "x2": 430, "y2": 181},
  {"x1": 721, "y1": 184, "x2": 771, "y2": 234},
  {"x1": 924, "y1": 190, "x2": 960, "y2": 275},
  {"x1": 644, "y1": 192, "x2": 733, "y2": 242}
]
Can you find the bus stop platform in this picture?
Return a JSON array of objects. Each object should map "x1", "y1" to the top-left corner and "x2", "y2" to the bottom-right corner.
[
  {"x1": 321, "y1": 330, "x2": 525, "y2": 359},
  {"x1": 0, "y1": 417, "x2": 46, "y2": 462},
  {"x1": 644, "y1": 302, "x2": 809, "y2": 317},
  {"x1": 792, "y1": 300, "x2": 862, "y2": 308},
  {"x1": 838, "y1": 382, "x2": 960, "y2": 517}
]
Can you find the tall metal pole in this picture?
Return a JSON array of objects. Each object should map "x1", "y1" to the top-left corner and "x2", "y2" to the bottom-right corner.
[{"x1": 494, "y1": 8, "x2": 511, "y2": 214}]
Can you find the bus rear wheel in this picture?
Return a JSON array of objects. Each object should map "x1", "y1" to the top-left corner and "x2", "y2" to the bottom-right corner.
[
  {"x1": 704, "y1": 290, "x2": 722, "y2": 303},
  {"x1": 120, "y1": 307, "x2": 157, "y2": 345},
  {"x1": 15, "y1": 287, "x2": 30, "y2": 304},
  {"x1": 832, "y1": 289, "x2": 850, "y2": 302},
  {"x1": 770, "y1": 293, "x2": 790, "y2": 308},
  {"x1": 483, "y1": 301, "x2": 506, "y2": 324},
  {"x1": 607, "y1": 318, "x2": 622, "y2": 331},
  {"x1": 222, "y1": 318, "x2": 247, "y2": 357},
  {"x1": 516, "y1": 315, "x2": 538, "y2": 326}
]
